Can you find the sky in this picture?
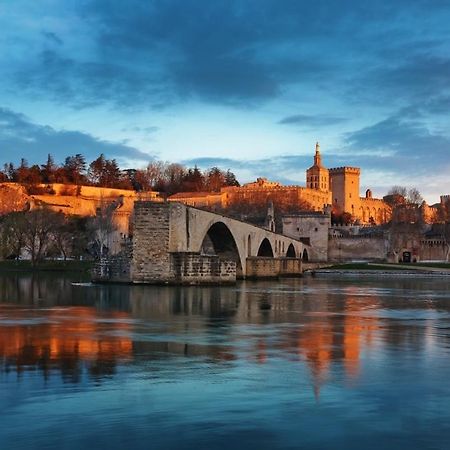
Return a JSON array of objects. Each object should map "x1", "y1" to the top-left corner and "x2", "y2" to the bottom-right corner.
[{"x1": 0, "y1": 0, "x2": 449, "y2": 203}]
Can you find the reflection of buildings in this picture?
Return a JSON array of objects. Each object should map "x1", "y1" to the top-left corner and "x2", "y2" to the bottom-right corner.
[
  {"x1": 2, "y1": 274, "x2": 438, "y2": 393},
  {"x1": 0, "y1": 307, "x2": 132, "y2": 379},
  {"x1": 238, "y1": 280, "x2": 382, "y2": 397}
]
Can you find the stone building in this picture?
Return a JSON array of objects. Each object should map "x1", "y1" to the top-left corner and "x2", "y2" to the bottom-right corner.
[
  {"x1": 168, "y1": 142, "x2": 391, "y2": 224},
  {"x1": 282, "y1": 210, "x2": 331, "y2": 262}
]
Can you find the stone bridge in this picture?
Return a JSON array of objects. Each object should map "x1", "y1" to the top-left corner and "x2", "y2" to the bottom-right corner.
[{"x1": 94, "y1": 201, "x2": 308, "y2": 284}]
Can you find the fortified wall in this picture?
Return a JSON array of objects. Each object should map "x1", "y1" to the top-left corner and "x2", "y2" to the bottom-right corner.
[
  {"x1": 168, "y1": 180, "x2": 332, "y2": 213},
  {"x1": 328, "y1": 235, "x2": 388, "y2": 262}
]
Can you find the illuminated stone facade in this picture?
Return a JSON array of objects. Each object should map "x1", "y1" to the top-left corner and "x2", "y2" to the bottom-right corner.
[{"x1": 169, "y1": 143, "x2": 391, "y2": 224}]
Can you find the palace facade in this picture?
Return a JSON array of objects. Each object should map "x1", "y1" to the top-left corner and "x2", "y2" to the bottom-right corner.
[{"x1": 169, "y1": 143, "x2": 391, "y2": 224}]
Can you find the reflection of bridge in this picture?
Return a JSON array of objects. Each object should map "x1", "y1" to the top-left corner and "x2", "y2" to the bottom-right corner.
[{"x1": 95, "y1": 201, "x2": 308, "y2": 284}]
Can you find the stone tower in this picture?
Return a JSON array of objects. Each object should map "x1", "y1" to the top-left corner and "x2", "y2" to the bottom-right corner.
[
  {"x1": 329, "y1": 167, "x2": 360, "y2": 217},
  {"x1": 306, "y1": 142, "x2": 329, "y2": 191}
]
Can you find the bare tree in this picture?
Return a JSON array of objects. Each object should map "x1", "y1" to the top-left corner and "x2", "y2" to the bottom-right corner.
[
  {"x1": 88, "y1": 198, "x2": 118, "y2": 259},
  {"x1": 407, "y1": 188, "x2": 423, "y2": 206},
  {"x1": 22, "y1": 209, "x2": 59, "y2": 264},
  {"x1": 0, "y1": 212, "x2": 26, "y2": 259}
]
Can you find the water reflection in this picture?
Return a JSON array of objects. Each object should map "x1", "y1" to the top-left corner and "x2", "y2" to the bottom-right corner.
[
  {"x1": 1, "y1": 273, "x2": 450, "y2": 395},
  {"x1": 2, "y1": 272, "x2": 450, "y2": 450}
]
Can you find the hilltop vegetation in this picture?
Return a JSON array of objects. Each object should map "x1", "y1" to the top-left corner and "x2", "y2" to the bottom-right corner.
[{"x1": 0, "y1": 153, "x2": 240, "y2": 195}]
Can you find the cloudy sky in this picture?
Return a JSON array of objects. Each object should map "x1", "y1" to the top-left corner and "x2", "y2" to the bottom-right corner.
[{"x1": 1, "y1": 0, "x2": 449, "y2": 202}]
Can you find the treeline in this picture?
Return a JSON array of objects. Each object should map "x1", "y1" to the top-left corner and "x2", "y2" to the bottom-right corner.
[
  {"x1": 0, "y1": 154, "x2": 240, "y2": 194},
  {"x1": 0, "y1": 206, "x2": 116, "y2": 264},
  {"x1": 0, "y1": 209, "x2": 90, "y2": 263}
]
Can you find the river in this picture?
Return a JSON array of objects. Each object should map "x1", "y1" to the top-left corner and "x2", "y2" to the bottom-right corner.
[{"x1": 1, "y1": 272, "x2": 450, "y2": 449}]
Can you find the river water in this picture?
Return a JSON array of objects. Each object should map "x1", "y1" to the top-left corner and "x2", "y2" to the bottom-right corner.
[{"x1": 1, "y1": 272, "x2": 450, "y2": 450}]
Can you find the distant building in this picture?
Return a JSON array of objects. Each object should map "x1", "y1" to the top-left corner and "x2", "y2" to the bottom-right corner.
[
  {"x1": 169, "y1": 142, "x2": 391, "y2": 224},
  {"x1": 282, "y1": 211, "x2": 331, "y2": 261}
]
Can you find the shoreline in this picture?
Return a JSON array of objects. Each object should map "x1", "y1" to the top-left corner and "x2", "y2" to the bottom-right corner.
[
  {"x1": 312, "y1": 269, "x2": 450, "y2": 277},
  {"x1": 0, "y1": 260, "x2": 93, "y2": 273}
]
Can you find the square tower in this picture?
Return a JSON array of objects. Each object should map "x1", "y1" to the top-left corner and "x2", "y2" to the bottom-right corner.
[{"x1": 329, "y1": 167, "x2": 360, "y2": 217}]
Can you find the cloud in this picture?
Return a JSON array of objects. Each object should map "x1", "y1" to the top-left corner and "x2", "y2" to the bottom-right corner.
[
  {"x1": 343, "y1": 115, "x2": 450, "y2": 172},
  {"x1": 14, "y1": 50, "x2": 170, "y2": 110},
  {"x1": 122, "y1": 125, "x2": 160, "y2": 134},
  {"x1": 0, "y1": 107, "x2": 152, "y2": 167},
  {"x1": 278, "y1": 114, "x2": 347, "y2": 127},
  {"x1": 183, "y1": 114, "x2": 450, "y2": 201},
  {"x1": 3, "y1": 0, "x2": 382, "y2": 109},
  {"x1": 340, "y1": 114, "x2": 450, "y2": 199},
  {"x1": 42, "y1": 31, "x2": 63, "y2": 46}
]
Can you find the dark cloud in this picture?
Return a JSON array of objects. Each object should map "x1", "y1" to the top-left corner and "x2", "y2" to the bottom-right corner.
[
  {"x1": 371, "y1": 54, "x2": 450, "y2": 104},
  {"x1": 278, "y1": 114, "x2": 347, "y2": 127},
  {"x1": 14, "y1": 50, "x2": 170, "y2": 110},
  {"x1": 343, "y1": 115, "x2": 450, "y2": 175},
  {"x1": 0, "y1": 107, "x2": 152, "y2": 166},
  {"x1": 10, "y1": 0, "x2": 432, "y2": 109},
  {"x1": 42, "y1": 31, "x2": 63, "y2": 46}
]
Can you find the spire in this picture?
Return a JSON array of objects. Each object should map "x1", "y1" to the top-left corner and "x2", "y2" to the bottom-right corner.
[{"x1": 314, "y1": 141, "x2": 322, "y2": 166}]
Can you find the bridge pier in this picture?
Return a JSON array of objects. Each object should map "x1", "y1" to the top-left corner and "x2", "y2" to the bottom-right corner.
[{"x1": 246, "y1": 257, "x2": 303, "y2": 279}]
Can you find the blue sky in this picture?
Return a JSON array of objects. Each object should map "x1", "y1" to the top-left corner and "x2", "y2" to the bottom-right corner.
[{"x1": 1, "y1": 0, "x2": 449, "y2": 202}]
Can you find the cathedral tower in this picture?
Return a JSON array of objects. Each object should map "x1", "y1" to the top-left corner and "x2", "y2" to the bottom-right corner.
[{"x1": 306, "y1": 142, "x2": 329, "y2": 191}]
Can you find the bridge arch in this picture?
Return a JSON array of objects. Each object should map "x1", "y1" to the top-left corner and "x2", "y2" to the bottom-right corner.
[
  {"x1": 257, "y1": 238, "x2": 274, "y2": 257},
  {"x1": 302, "y1": 248, "x2": 309, "y2": 262},
  {"x1": 286, "y1": 243, "x2": 296, "y2": 258},
  {"x1": 200, "y1": 222, "x2": 243, "y2": 276}
]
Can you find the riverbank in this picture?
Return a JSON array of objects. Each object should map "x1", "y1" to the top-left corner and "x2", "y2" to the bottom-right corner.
[
  {"x1": 314, "y1": 262, "x2": 450, "y2": 276},
  {"x1": 0, "y1": 260, "x2": 94, "y2": 273}
]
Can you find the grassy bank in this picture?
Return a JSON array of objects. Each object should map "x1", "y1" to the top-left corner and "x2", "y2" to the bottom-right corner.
[
  {"x1": 324, "y1": 262, "x2": 450, "y2": 271},
  {"x1": 325, "y1": 263, "x2": 412, "y2": 271},
  {"x1": 0, "y1": 260, "x2": 94, "y2": 272},
  {"x1": 409, "y1": 262, "x2": 450, "y2": 269}
]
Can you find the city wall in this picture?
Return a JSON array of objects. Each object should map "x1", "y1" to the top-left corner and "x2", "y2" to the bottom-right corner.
[{"x1": 328, "y1": 236, "x2": 387, "y2": 262}]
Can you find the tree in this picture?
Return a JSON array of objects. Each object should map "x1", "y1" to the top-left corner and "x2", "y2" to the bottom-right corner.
[
  {"x1": 162, "y1": 163, "x2": 186, "y2": 194},
  {"x1": 224, "y1": 170, "x2": 240, "y2": 187},
  {"x1": 22, "y1": 209, "x2": 60, "y2": 264},
  {"x1": 41, "y1": 154, "x2": 57, "y2": 183},
  {"x1": 181, "y1": 166, "x2": 204, "y2": 192},
  {"x1": 0, "y1": 212, "x2": 27, "y2": 259},
  {"x1": 88, "y1": 154, "x2": 107, "y2": 185},
  {"x1": 64, "y1": 154, "x2": 87, "y2": 185},
  {"x1": 386, "y1": 185, "x2": 423, "y2": 207},
  {"x1": 87, "y1": 199, "x2": 118, "y2": 259},
  {"x1": 143, "y1": 161, "x2": 166, "y2": 190},
  {"x1": 407, "y1": 188, "x2": 423, "y2": 206},
  {"x1": 205, "y1": 167, "x2": 225, "y2": 192}
]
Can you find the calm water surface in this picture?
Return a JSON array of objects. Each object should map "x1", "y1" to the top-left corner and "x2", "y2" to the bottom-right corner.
[{"x1": 1, "y1": 272, "x2": 450, "y2": 450}]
